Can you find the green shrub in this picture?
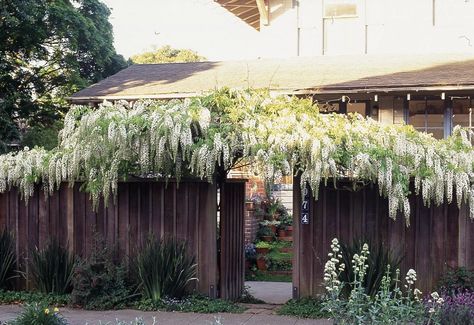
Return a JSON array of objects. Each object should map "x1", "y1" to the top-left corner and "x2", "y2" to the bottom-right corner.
[
  {"x1": 339, "y1": 238, "x2": 403, "y2": 297},
  {"x1": 137, "y1": 237, "x2": 197, "y2": 302},
  {"x1": 438, "y1": 267, "x2": 474, "y2": 294},
  {"x1": 29, "y1": 240, "x2": 76, "y2": 294},
  {"x1": 277, "y1": 298, "x2": 328, "y2": 318},
  {"x1": 256, "y1": 226, "x2": 274, "y2": 238},
  {"x1": 9, "y1": 303, "x2": 67, "y2": 325},
  {"x1": 70, "y1": 235, "x2": 134, "y2": 310},
  {"x1": 0, "y1": 290, "x2": 69, "y2": 306},
  {"x1": 255, "y1": 241, "x2": 271, "y2": 249},
  {"x1": 0, "y1": 229, "x2": 16, "y2": 289}
]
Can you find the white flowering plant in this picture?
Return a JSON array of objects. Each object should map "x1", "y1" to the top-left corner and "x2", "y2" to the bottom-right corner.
[
  {"x1": 322, "y1": 238, "x2": 443, "y2": 324},
  {"x1": 1, "y1": 89, "x2": 474, "y2": 221}
]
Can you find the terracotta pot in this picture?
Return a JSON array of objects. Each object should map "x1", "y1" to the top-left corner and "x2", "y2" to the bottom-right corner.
[
  {"x1": 280, "y1": 236, "x2": 293, "y2": 242},
  {"x1": 286, "y1": 226, "x2": 293, "y2": 236},
  {"x1": 256, "y1": 247, "x2": 270, "y2": 254},
  {"x1": 261, "y1": 236, "x2": 273, "y2": 242},
  {"x1": 278, "y1": 229, "x2": 287, "y2": 237},
  {"x1": 279, "y1": 247, "x2": 292, "y2": 253},
  {"x1": 270, "y1": 225, "x2": 278, "y2": 234},
  {"x1": 256, "y1": 258, "x2": 267, "y2": 271}
]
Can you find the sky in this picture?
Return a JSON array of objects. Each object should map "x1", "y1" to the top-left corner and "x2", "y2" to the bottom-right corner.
[{"x1": 103, "y1": 0, "x2": 263, "y2": 61}]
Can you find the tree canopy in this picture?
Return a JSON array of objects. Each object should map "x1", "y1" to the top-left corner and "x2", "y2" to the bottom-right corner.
[
  {"x1": 1, "y1": 89, "x2": 473, "y2": 224},
  {"x1": 130, "y1": 45, "x2": 206, "y2": 64},
  {"x1": 0, "y1": 0, "x2": 127, "y2": 152}
]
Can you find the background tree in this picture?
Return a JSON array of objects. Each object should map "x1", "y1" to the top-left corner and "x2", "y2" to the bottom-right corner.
[
  {"x1": 130, "y1": 45, "x2": 206, "y2": 64},
  {"x1": 0, "y1": 0, "x2": 128, "y2": 153}
]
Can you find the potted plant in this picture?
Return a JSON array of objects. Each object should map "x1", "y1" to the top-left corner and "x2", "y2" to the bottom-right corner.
[
  {"x1": 278, "y1": 226, "x2": 287, "y2": 238},
  {"x1": 279, "y1": 213, "x2": 293, "y2": 237},
  {"x1": 255, "y1": 241, "x2": 271, "y2": 254},
  {"x1": 266, "y1": 198, "x2": 282, "y2": 220},
  {"x1": 260, "y1": 220, "x2": 280, "y2": 235},
  {"x1": 256, "y1": 254, "x2": 267, "y2": 271},
  {"x1": 257, "y1": 225, "x2": 274, "y2": 242}
]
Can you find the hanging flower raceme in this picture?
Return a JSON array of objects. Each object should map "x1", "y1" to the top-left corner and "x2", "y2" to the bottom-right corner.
[{"x1": 0, "y1": 89, "x2": 474, "y2": 222}]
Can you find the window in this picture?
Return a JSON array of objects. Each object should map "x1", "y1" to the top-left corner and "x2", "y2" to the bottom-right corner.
[
  {"x1": 347, "y1": 102, "x2": 367, "y2": 116},
  {"x1": 452, "y1": 99, "x2": 473, "y2": 129},
  {"x1": 324, "y1": 0, "x2": 358, "y2": 18},
  {"x1": 408, "y1": 99, "x2": 444, "y2": 139}
]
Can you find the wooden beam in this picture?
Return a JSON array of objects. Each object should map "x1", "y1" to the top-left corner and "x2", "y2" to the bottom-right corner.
[
  {"x1": 239, "y1": 8, "x2": 260, "y2": 21},
  {"x1": 256, "y1": 0, "x2": 268, "y2": 25}
]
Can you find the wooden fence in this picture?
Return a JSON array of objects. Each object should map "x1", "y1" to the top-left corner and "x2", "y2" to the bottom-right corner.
[
  {"x1": 0, "y1": 180, "x2": 246, "y2": 298},
  {"x1": 293, "y1": 178, "x2": 474, "y2": 298}
]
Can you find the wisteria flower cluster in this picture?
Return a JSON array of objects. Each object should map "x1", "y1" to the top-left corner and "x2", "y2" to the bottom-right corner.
[{"x1": 1, "y1": 89, "x2": 474, "y2": 222}]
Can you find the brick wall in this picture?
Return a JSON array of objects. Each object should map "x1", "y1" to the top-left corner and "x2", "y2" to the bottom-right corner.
[{"x1": 244, "y1": 202, "x2": 258, "y2": 244}]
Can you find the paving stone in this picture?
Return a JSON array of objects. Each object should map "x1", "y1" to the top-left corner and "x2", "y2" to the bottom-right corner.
[{"x1": 245, "y1": 281, "x2": 292, "y2": 304}]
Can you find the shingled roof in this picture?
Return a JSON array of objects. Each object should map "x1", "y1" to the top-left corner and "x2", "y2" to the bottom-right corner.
[{"x1": 70, "y1": 54, "x2": 474, "y2": 102}]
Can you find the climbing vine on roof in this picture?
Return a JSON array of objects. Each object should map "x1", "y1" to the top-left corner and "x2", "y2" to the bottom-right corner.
[{"x1": 0, "y1": 89, "x2": 473, "y2": 224}]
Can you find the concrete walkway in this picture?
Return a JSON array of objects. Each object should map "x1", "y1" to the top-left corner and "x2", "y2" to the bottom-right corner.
[
  {"x1": 245, "y1": 281, "x2": 292, "y2": 304},
  {"x1": 0, "y1": 304, "x2": 332, "y2": 325}
]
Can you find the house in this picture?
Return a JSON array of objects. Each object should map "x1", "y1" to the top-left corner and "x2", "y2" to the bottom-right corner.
[
  {"x1": 70, "y1": 53, "x2": 474, "y2": 212},
  {"x1": 215, "y1": 0, "x2": 474, "y2": 57},
  {"x1": 69, "y1": 2, "x2": 474, "y2": 297}
]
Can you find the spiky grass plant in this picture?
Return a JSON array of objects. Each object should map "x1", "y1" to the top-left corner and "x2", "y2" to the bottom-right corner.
[
  {"x1": 339, "y1": 238, "x2": 403, "y2": 298},
  {"x1": 137, "y1": 237, "x2": 197, "y2": 302},
  {"x1": 29, "y1": 240, "x2": 76, "y2": 294},
  {"x1": 0, "y1": 229, "x2": 16, "y2": 289}
]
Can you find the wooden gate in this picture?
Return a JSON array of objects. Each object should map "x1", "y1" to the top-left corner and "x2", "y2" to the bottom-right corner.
[
  {"x1": 293, "y1": 178, "x2": 474, "y2": 298},
  {"x1": 219, "y1": 180, "x2": 246, "y2": 300}
]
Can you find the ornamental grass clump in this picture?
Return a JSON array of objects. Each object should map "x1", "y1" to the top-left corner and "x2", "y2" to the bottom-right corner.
[
  {"x1": 0, "y1": 229, "x2": 16, "y2": 289},
  {"x1": 29, "y1": 240, "x2": 76, "y2": 295},
  {"x1": 322, "y1": 238, "x2": 442, "y2": 325},
  {"x1": 137, "y1": 237, "x2": 197, "y2": 302},
  {"x1": 2, "y1": 89, "x2": 474, "y2": 224},
  {"x1": 339, "y1": 239, "x2": 403, "y2": 297}
]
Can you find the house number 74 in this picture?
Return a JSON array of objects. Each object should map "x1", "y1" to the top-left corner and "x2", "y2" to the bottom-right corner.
[{"x1": 301, "y1": 184, "x2": 310, "y2": 225}]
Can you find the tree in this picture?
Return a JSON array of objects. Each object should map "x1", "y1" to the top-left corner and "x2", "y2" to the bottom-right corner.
[
  {"x1": 0, "y1": 0, "x2": 128, "y2": 153},
  {"x1": 130, "y1": 45, "x2": 206, "y2": 64}
]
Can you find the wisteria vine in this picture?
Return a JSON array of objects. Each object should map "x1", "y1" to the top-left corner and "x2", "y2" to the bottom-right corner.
[{"x1": 1, "y1": 89, "x2": 473, "y2": 223}]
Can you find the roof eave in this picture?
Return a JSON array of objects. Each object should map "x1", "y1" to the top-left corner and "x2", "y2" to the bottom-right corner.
[{"x1": 68, "y1": 84, "x2": 474, "y2": 103}]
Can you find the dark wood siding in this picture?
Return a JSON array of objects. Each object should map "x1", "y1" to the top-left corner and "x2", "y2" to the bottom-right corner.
[{"x1": 293, "y1": 178, "x2": 474, "y2": 297}]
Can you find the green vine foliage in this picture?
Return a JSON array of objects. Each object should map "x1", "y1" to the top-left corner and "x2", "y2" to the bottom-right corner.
[{"x1": 0, "y1": 89, "x2": 473, "y2": 224}]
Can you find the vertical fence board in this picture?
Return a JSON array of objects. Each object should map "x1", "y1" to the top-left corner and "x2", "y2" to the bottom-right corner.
[{"x1": 219, "y1": 181, "x2": 245, "y2": 300}]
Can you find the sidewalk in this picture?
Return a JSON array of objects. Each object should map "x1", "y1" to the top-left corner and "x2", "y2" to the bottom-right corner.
[{"x1": 0, "y1": 304, "x2": 332, "y2": 325}]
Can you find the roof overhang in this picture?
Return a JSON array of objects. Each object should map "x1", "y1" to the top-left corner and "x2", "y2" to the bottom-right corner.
[{"x1": 214, "y1": 0, "x2": 268, "y2": 30}]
